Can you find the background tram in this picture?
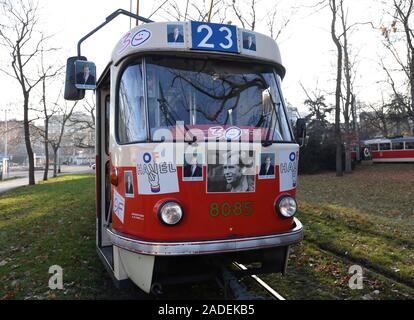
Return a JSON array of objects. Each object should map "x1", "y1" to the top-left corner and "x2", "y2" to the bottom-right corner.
[
  {"x1": 64, "y1": 10, "x2": 305, "y2": 294},
  {"x1": 363, "y1": 137, "x2": 414, "y2": 162}
]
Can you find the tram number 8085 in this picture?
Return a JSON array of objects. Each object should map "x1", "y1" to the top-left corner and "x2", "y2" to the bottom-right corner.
[{"x1": 209, "y1": 201, "x2": 253, "y2": 218}]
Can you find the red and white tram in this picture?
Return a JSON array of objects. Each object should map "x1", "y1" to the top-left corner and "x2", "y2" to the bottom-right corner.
[
  {"x1": 363, "y1": 137, "x2": 414, "y2": 162},
  {"x1": 64, "y1": 10, "x2": 305, "y2": 294}
]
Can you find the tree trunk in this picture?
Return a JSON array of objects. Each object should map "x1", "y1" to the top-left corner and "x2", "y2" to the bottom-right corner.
[
  {"x1": 410, "y1": 51, "x2": 414, "y2": 135},
  {"x1": 340, "y1": 0, "x2": 352, "y2": 174},
  {"x1": 345, "y1": 141, "x2": 352, "y2": 172},
  {"x1": 42, "y1": 73, "x2": 49, "y2": 182},
  {"x1": 23, "y1": 96, "x2": 35, "y2": 185},
  {"x1": 330, "y1": 0, "x2": 343, "y2": 177},
  {"x1": 43, "y1": 128, "x2": 49, "y2": 181},
  {"x1": 53, "y1": 148, "x2": 58, "y2": 178},
  {"x1": 344, "y1": 120, "x2": 352, "y2": 173}
]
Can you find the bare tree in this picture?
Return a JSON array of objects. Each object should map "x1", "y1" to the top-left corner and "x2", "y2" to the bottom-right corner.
[
  {"x1": 70, "y1": 95, "x2": 96, "y2": 131},
  {"x1": 360, "y1": 102, "x2": 390, "y2": 138},
  {"x1": 69, "y1": 95, "x2": 96, "y2": 150},
  {"x1": 231, "y1": 0, "x2": 257, "y2": 30},
  {"x1": 265, "y1": 5, "x2": 293, "y2": 41},
  {"x1": 338, "y1": 2, "x2": 354, "y2": 173},
  {"x1": 381, "y1": 0, "x2": 414, "y2": 134},
  {"x1": 154, "y1": 0, "x2": 279, "y2": 24},
  {"x1": 329, "y1": 0, "x2": 343, "y2": 177},
  {"x1": 49, "y1": 100, "x2": 78, "y2": 178},
  {"x1": 37, "y1": 50, "x2": 64, "y2": 181},
  {"x1": 303, "y1": 0, "x2": 373, "y2": 174},
  {"x1": 0, "y1": 0, "x2": 56, "y2": 185},
  {"x1": 161, "y1": 0, "x2": 186, "y2": 20},
  {"x1": 379, "y1": 57, "x2": 413, "y2": 134},
  {"x1": 161, "y1": 0, "x2": 228, "y2": 23}
]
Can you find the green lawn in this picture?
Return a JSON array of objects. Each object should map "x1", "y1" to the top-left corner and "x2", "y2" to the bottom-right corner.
[
  {"x1": 0, "y1": 175, "x2": 141, "y2": 300},
  {"x1": 0, "y1": 175, "x2": 219, "y2": 300},
  {"x1": 258, "y1": 164, "x2": 414, "y2": 300},
  {"x1": 1, "y1": 165, "x2": 413, "y2": 300}
]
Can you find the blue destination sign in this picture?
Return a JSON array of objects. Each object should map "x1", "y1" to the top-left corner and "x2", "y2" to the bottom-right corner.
[{"x1": 191, "y1": 21, "x2": 239, "y2": 53}]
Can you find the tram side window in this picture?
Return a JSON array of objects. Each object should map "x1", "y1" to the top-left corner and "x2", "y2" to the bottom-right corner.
[
  {"x1": 273, "y1": 74, "x2": 293, "y2": 141},
  {"x1": 392, "y1": 142, "x2": 404, "y2": 150},
  {"x1": 369, "y1": 144, "x2": 378, "y2": 151},
  {"x1": 405, "y1": 141, "x2": 414, "y2": 149},
  {"x1": 118, "y1": 64, "x2": 146, "y2": 143},
  {"x1": 379, "y1": 143, "x2": 391, "y2": 151}
]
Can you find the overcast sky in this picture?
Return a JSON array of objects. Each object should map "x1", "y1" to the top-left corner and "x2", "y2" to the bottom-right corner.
[{"x1": 0, "y1": 0, "x2": 399, "y2": 121}]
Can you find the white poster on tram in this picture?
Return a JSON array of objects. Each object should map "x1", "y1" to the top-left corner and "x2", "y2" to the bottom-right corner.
[
  {"x1": 136, "y1": 151, "x2": 179, "y2": 195},
  {"x1": 113, "y1": 189, "x2": 125, "y2": 224},
  {"x1": 278, "y1": 150, "x2": 299, "y2": 192}
]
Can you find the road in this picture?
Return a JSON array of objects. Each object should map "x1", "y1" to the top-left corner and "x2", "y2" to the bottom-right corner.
[{"x1": 0, "y1": 166, "x2": 95, "y2": 194}]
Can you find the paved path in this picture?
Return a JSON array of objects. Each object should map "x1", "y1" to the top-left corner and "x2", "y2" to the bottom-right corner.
[{"x1": 0, "y1": 166, "x2": 94, "y2": 195}]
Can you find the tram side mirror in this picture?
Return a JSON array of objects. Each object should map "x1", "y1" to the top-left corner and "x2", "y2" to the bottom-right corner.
[
  {"x1": 64, "y1": 57, "x2": 97, "y2": 100},
  {"x1": 64, "y1": 56, "x2": 86, "y2": 101},
  {"x1": 261, "y1": 88, "x2": 273, "y2": 116},
  {"x1": 296, "y1": 118, "x2": 307, "y2": 146}
]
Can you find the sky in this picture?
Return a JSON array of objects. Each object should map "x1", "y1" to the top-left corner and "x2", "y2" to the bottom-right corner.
[{"x1": 0, "y1": 0, "x2": 401, "y2": 121}]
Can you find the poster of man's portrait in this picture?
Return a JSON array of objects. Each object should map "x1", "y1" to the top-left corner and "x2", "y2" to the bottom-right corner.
[
  {"x1": 207, "y1": 150, "x2": 255, "y2": 193},
  {"x1": 183, "y1": 153, "x2": 203, "y2": 181},
  {"x1": 75, "y1": 61, "x2": 96, "y2": 90},
  {"x1": 242, "y1": 32, "x2": 257, "y2": 52},
  {"x1": 124, "y1": 171, "x2": 135, "y2": 198},
  {"x1": 167, "y1": 24, "x2": 185, "y2": 45},
  {"x1": 259, "y1": 153, "x2": 276, "y2": 180}
]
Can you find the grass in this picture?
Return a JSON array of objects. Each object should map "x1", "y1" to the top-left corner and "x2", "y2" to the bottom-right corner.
[
  {"x1": 0, "y1": 174, "x2": 222, "y2": 300},
  {"x1": 0, "y1": 175, "x2": 142, "y2": 300},
  {"x1": 1, "y1": 164, "x2": 413, "y2": 300},
  {"x1": 255, "y1": 163, "x2": 414, "y2": 300}
]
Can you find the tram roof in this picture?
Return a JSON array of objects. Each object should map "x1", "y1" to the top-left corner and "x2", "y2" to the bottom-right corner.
[
  {"x1": 111, "y1": 22, "x2": 286, "y2": 78},
  {"x1": 390, "y1": 136, "x2": 414, "y2": 143},
  {"x1": 363, "y1": 138, "x2": 391, "y2": 144},
  {"x1": 363, "y1": 136, "x2": 414, "y2": 144}
]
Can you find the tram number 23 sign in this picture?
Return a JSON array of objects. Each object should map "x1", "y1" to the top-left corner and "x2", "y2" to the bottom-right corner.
[
  {"x1": 191, "y1": 21, "x2": 238, "y2": 53},
  {"x1": 209, "y1": 201, "x2": 253, "y2": 218}
]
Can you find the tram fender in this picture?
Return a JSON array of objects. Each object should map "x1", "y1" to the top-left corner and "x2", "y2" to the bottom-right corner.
[{"x1": 116, "y1": 247, "x2": 155, "y2": 294}]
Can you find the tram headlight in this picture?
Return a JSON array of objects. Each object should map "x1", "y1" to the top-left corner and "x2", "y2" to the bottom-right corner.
[
  {"x1": 158, "y1": 201, "x2": 184, "y2": 226},
  {"x1": 276, "y1": 196, "x2": 297, "y2": 219}
]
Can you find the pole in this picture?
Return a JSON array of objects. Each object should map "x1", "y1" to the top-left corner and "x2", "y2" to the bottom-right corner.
[
  {"x1": 185, "y1": 0, "x2": 190, "y2": 20},
  {"x1": 136, "y1": 0, "x2": 140, "y2": 26},
  {"x1": 4, "y1": 109, "x2": 7, "y2": 158},
  {"x1": 130, "y1": 0, "x2": 132, "y2": 29},
  {"x1": 208, "y1": 0, "x2": 214, "y2": 22},
  {"x1": 89, "y1": 131, "x2": 92, "y2": 166}
]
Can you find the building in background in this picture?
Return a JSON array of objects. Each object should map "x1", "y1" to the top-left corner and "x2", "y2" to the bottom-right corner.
[{"x1": 0, "y1": 111, "x2": 95, "y2": 168}]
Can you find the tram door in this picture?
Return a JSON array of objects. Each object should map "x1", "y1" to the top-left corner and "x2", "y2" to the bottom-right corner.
[{"x1": 96, "y1": 71, "x2": 112, "y2": 251}]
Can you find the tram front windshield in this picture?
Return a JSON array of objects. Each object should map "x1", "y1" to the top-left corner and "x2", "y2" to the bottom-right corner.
[{"x1": 118, "y1": 56, "x2": 293, "y2": 144}]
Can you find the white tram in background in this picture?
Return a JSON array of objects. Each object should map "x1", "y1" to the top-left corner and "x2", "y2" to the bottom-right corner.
[
  {"x1": 64, "y1": 9, "x2": 305, "y2": 295},
  {"x1": 363, "y1": 137, "x2": 414, "y2": 162}
]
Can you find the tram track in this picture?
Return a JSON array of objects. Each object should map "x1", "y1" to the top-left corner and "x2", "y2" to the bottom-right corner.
[
  {"x1": 309, "y1": 241, "x2": 414, "y2": 291},
  {"x1": 232, "y1": 262, "x2": 286, "y2": 300}
]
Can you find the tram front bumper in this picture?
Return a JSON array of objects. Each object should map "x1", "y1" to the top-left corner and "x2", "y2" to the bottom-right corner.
[{"x1": 106, "y1": 218, "x2": 303, "y2": 256}]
